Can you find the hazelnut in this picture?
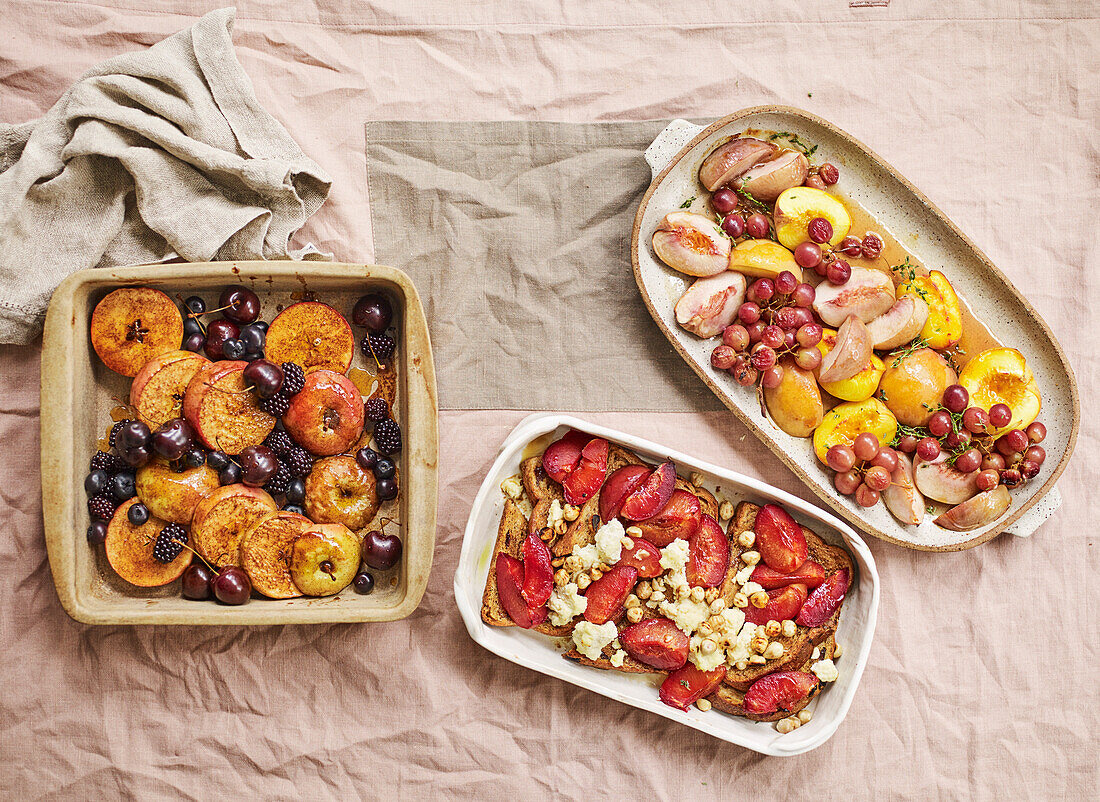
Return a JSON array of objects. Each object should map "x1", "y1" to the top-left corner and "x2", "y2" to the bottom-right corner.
[
  {"x1": 564, "y1": 556, "x2": 580, "y2": 573},
  {"x1": 563, "y1": 504, "x2": 580, "y2": 522},
  {"x1": 698, "y1": 621, "x2": 713, "y2": 636},
  {"x1": 708, "y1": 598, "x2": 727, "y2": 616},
  {"x1": 764, "y1": 642, "x2": 785, "y2": 660},
  {"x1": 636, "y1": 581, "x2": 652, "y2": 600},
  {"x1": 626, "y1": 606, "x2": 644, "y2": 624},
  {"x1": 708, "y1": 614, "x2": 727, "y2": 633},
  {"x1": 737, "y1": 531, "x2": 755, "y2": 548},
  {"x1": 553, "y1": 569, "x2": 569, "y2": 586},
  {"x1": 690, "y1": 471, "x2": 706, "y2": 487},
  {"x1": 749, "y1": 654, "x2": 767, "y2": 665},
  {"x1": 624, "y1": 594, "x2": 641, "y2": 609},
  {"x1": 625, "y1": 525, "x2": 643, "y2": 538},
  {"x1": 704, "y1": 588, "x2": 720, "y2": 604},
  {"x1": 765, "y1": 620, "x2": 782, "y2": 638},
  {"x1": 620, "y1": 536, "x2": 634, "y2": 550},
  {"x1": 675, "y1": 584, "x2": 690, "y2": 600},
  {"x1": 750, "y1": 591, "x2": 769, "y2": 609},
  {"x1": 735, "y1": 660, "x2": 749, "y2": 670},
  {"x1": 797, "y1": 709, "x2": 813, "y2": 724},
  {"x1": 781, "y1": 619, "x2": 797, "y2": 638},
  {"x1": 596, "y1": 562, "x2": 611, "y2": 573},
  {"x1": 742, "y1": 550, "x2": 761, "y2": 566},
  {"x1": 540, "y1": 527, "x2": 555, "y2": 541},
  {"x1": 775, "y1": 717, "x2": 800, "y2": 734},
  {"x1": 576, "y1": 574, "x2": 591, "y2": 590},
  {"x1": 553, "y1": 520, "x2": 568, "y2": 536},
  {"x1": 690, "y1": 586, "x2": 705, "y2": 603},
  {"x1": 590, "y1": 568, "x2": 603, "y2": 582},
  {"x1": 733, "y1": 592, "x2": 749, "y2": 609},
  {"x1": 751, "y1": 635, "x2": 769, "y2": 654},
  {"x1": 650, "y1": 590, "x2": 666, "y2": 603},
  {"x1": 719, "y1": 500, "x2": 734, "y2": 520},
  {"x1": 696, "y1": 698, "x2": 712, "y2": 712},
  {"x1": 700, "y1": 638, "x2": 718, "y2": 655}
]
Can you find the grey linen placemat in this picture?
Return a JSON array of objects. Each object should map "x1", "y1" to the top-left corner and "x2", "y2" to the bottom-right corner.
[{"x1": 365, "y1": 120, "x2": 723, "y2": 412}]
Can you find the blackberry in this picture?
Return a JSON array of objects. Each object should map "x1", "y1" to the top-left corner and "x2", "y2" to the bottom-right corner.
[
  {"x1": 153, "y1": 523, "x2": 188, "y2": 563},
  {"x1": 88, "y1": 494, "x2": 116, "y2": 521},
  {"x1": 361, "y1": 332, "x2": 396, "y2": 363},
  {"x1": 281, "y1": 362, "x2": 305, "y2": 396},
  {"x1": 108, "y1": 420, "x2": 130, "y2": 449},
  {"x1": 264, "y1": 462, "x2": 292, "y2": 495},
  {"x1": 373, "y1": 419, "x2": 402, "y2": 455},
  {"x1": 260, "y1": 392, "x2": 290, "y2": 417},
  {"x1": 264, "y1": 429, "x2": 293, "y2": 456},
  {"x1": 90, "y1": 450, "x2": 123, "y2": 473},
  {"x1": 365, "y1": 398, "x2": 389, "y2": 422},
  {"x1": 285, "y1": 446, "x2": 313, "y2": 477}
]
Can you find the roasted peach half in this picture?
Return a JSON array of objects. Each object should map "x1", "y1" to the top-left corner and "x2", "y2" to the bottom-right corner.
[
  {"x1": 812, "y1": 397, "x2": 898, "y2": 464},
  {"x1": 652, "y1": 212, "x2": 731, "y2": 277},
  {"x1": 876, "y1": 347, "x2": 956, "y2": 426},
  {"x1": 727, "y1": 238, "x2": 802, "y2": 282},
  {"x1": 958, "y1": 348, "x2": 1042, "y2": 433},
  {"x1": 773, "y1": 186, "x2": 852, "y2": 250},
  {"x1": 763, "y1": 358, "x2": 824, "y2": 438},
  {"x1": 900, "y1": 270, "x2": 962, "y2": 349},
  {"x1": 815, "y1": 328, "x2": 885, "y2": 402}
]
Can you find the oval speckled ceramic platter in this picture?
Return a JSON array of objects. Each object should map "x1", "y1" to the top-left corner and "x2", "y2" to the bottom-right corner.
[{"x1": 631, "y1": 106, "x2": 1079, "y2": 552}]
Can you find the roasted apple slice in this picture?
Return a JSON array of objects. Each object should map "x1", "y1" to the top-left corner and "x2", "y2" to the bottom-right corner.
[
  {"x1": 620, "y1": 619, "x2": 689, "y2": 670},
  {"x1": 913, "y1": 453, "x2": 980, "y2": 505},
  {"x1": 698, "y1": 137, "x2": 778, "y2": 191},
  {"x1": 686, "y1": 514, "x2": 729, "y2": 588},
  {"x1": 183, "y1": 360, "x2": 276, "y2": 454},
  {"x1": 190, "y1": 484, "x2": 278, "y2": 567},
  {"x1": 743, "y1": 671, "x2": 819, "y2": 715},
  {"x1": 866, "y1": 294, "x2": 929, "y2": 351},
  {"x1": 304, "y1": 455, "x2": 379, "y2": 530},
  {"x1": 753, "y1": 504, "x2": 808, "y2": 574},
  {"x1": 289, "y1": 523, "x2": 361, "y2": 596},
  {"x1": 882, "y1": 452, "x2": 925, "y2": 526},
  {"x1": 130, "y1": 350, "x2": 209, "y2": 428},
  {"x1": 239, "y1": 510, "x2": 310, "y2": 599},
  {"x1": 743, "y1": 583, "x2": 808, "y2": 625},
  {"x1": 934, "y1": 486, "x2": 1011, "y2": 531},
  {"x1": 675, "y1": 272, "x2": 746, "y2": 339},
  {"x1": 652, "y1": 212, "x2": 731, "y2": 277},
  {"x1": 91, "y1": 287, "x2": 184, "y2": 377},
  {"x1": 659, "y1": 663, "x2": 727, "y2": 710},
  {"x1": 633, "y1": 488, "x2": 701, "y2": 547},
  {"x1": 105, "y1": 499, "x2": 191, "y2": 587},
  {"x1": 284, "y1": 370, "x2": 365, "y2": 456},
  {"x1": 817, "y1": 315, "x2": 873, "y2": 384},
  {"x1": 796, "y1": 568, "x2": 851, "y2": 627},
  {"x1": 264, "y1": 301, "x2": 356, "y2": 373}
]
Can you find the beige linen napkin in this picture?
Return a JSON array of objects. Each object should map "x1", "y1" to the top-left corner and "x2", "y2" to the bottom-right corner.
[
  {"x1": 366, "y1": 120, "x2": 723, "y2": 412},
  {"x1": 0, "y1": 7, "x2": 332, "y2": 344}
]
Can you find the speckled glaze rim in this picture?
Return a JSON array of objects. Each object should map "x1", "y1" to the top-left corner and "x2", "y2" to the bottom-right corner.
[{"x1": 631, "y1": 105, "x2": 1080, "y2": 552}]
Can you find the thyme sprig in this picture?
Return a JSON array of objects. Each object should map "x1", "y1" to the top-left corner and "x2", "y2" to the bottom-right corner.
[
  {"x1": 888, "y1": 336, "x2": 930, "y2": 368},
  {"x1": 679, "y1": 196, "x2": 696, "y2": 209},
  {"x1": 890, "y1": 423, "x2": 927, "y2": 448},
  {"x1": 768, "y1": 131, "x2": 818, "y2": 159}
]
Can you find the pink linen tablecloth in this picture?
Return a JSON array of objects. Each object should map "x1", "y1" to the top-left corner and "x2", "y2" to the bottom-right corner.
[{"x1": 2, "y1": 1, "x2": 1097, "y2": 798}]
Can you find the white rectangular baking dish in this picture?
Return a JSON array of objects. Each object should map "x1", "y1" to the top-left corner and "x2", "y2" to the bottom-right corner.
[{"x1": 454, "y1": 413, "x2": 879, "y2": 756}]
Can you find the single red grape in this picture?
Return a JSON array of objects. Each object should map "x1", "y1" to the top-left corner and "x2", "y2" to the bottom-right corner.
[
  {"x1": 761, "y1": 365, "x2": 785, "y2": 389},
  {"x1": 864, "y1": 466, "x2": 891, "y2": 492},
  {"x1": 1001, "y1": 468, "x2": 1023, "y2": 488},
  {"x1": 1024, "y1": 445, "x2": 1045, "y2": 465},
  {"x1": 793, "y1": 242, "x2": 822, "y2": 269},
  {"x1": 826, "y1": 260, "x2": 851, "y2": 285},
  {"x1": 807, "y1": 217, "x2": 833, "y2": 244},
  {"x1": 976, "y1": 470, "x2": 1000, "y2": 492},
  {"x1": 738, "y1": 302, "x2": 761, "y2": 325},
  {"x1": 981, "y1": 453, "x2": 1006, "y2": 472},
  {"x1": 712, "y1": 188, "x2": 738, "y2": 214},
  {"x1": 819, "y1": 163, "x2": 840, "y2": 185},
  {"x1": 773, "y1": 307, "x2": 800, "y2": 331},
  {"x1": 711, "y1": 345, "x2": 738, "y2": 370},
  {"x1": 722, "y1": 214, "x2": 746, "y2": 238},
  {"x1": 989, "y1": 403, "x2": 1012, "y2": 428},
  {"x1": 751, "y1": 345, "x2": 777, "y2": 370},
  {"x1": 852, "y1": 432, "x2": 880, "y2": 462},
  {"x1": 794, "y1": 347, "x2": 822, "y2": 371},
  {"x1": 953, "y1": 449, "x2": 982, "y2": 474},
  {"x1": 854, "y1": 484, "x2": 880, "y2": 508},
  {"x1": 839, "y1": 236, "x2": 862, "y2": 257},
  {"x1": 732, "y1": 362, "x2": 758, "y2": 387},
  {"x1": 1020, "y1": 460, "x2": 1041, "y2": 479},
  {"x1": 761, "y1": 325, "x2": 785, "y2": 349},
  {"x1": 775, "y1": 270, "x2": 798, "y2": 294},
  {"x1": 722, "y1": 324, "x2": 750, "y2": 352},
  {"x1": 1026, "y1": 422, "x2": 1047, "y2": 443},
  {"x1": 962, "y1": 406, "x2": 990, "y2": 434},
  {"x1": 796, "y1": 323, "x2": 823, "y2": 348},
  {"x1": 746, "y1": 214, "x2": 770, "y2": 238},
  {"x1": 834, "y1": 470, "x2": 861, "y2": 496},
  {"x1": 746, "y1": 321, "x2": 766, "y2": 343},
  {"x1": 826, "y1": 444, "x2": 857, "y2": 472},
  {"x1": 861, "y1": 232, "x2": 884, "y2": 259},
  {"x1": 928, "y1": 410, "x2": 952, "y2": 437},
  {"x1": 945, "y1": 429, "x2": 971, "y2": 449},
  {"x1": 896, "y1": 435, "x2": 919, "y2": 454},
  {"x1": 942, "y1": 384, "x2": 969, "y2": 413},
  {"x1": 748, "y1": 278, "x2": 775, "y2": 303},
  {"x1": 792, "y1": 283, "x2": 816, "y2": 308},
  {"x1": 916, "y1": 438, "x2": 941, "y2": 461},
  {"x1": 870, "y1": 447, "x2": 898, "y2": 473}
]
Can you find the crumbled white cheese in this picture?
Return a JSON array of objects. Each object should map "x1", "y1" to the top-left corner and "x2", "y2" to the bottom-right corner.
[
  {"x1": 546, "y1": 499, "x2": 564, "y2": 531},
  {"x1": 658, "y1": 595, "x2": 710, "y2": 636},
  {"x1": 547, "y1": 583, "x2": 587, "y2": 626},
  {"x1": 811, "y1": 646, "x2": 821, "y2": 660},
  {"x1": 811, "y1": 659, "x2": 839, "y2": 683},
  {"x1": 610, "y1": 649, "x2": 627, "y2": 668},
  {"x1": 660, "y1": 539, "x2": 690, "y2": 572},
  {"x1": 500, "y1": 476, "x2": 524, "y2": 499},
  {"x1": 594, "y1": 519, "x2": 625, "y2": 565},
  {"x1": 572, "y1": 620, "x2": 618, "y2": 661},
  {"x1": 742, "y1": 581, "x2": 764, "y2": 597},
  {"x1": 572, "y1": 544, "x2": 600, "y2": 572},
  {"x1": 734, "y1": 564, "x2": 755, "y2": 585}
]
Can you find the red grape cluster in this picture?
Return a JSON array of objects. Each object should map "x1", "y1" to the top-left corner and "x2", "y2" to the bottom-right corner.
[
  {"x1": 803, "y1": 162, "x2": 841, "y2": 191},
  {"x1": 892, "y1": 383, "x2": 1047, "y2": 490},
  {"x1": 826, "y1": 433, "x2": 898, "y2": 508},
  {"x1": 709, "y1": 271, "x2": 822, "y2": 389},
  {"x1": 710, "y1": 187, "x2": 771, "y2": 240}
]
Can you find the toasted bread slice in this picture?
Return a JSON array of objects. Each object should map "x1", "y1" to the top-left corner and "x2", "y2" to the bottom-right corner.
[
  {"x1": 239, "y1": 511, "x2": 310, "y2": 599},
  {"x1": 562, "y1": 643, "x2": 658, "y2": 674},
  {"x1": 688, "y1": 482, "x2": 720, "y2": 521},
  {"x1": 720, "y1": 501, "x2": 852, "y2": 690},
  {"x1": 520, "y1": 456, "x2": 564, "y2": 505},
  {"x1": 708, "y1": 637, "x2": 836, "y2": 721}
]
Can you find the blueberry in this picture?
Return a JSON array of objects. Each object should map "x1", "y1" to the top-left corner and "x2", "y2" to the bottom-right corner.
[
  {"x1": 183, "y1": 448, "x2": 206, "y2": 469},
  {"x1": 87, "y1": 521, "x2": 108, "y2": 546},
  {"x1": 218, "y1": 462, "x2": 242, "y2": 485},
  {"x1": 356, "y1": 447, "x2": 378, "y2": 472},
  {"x1": 285, "y1": 477, "x2": 306, "y2": 505},
  {"x1": 206, "y1": 450, "x2": 230, "y2": 471},
  {"x1": 84, "y1": 469, "x2": 109, "y2": 496},
  {"x1": 184, "y1": 317, "x2": 203, "y2": 338},
  {"x1": 221, "y1": 338, "x2": 245, "y2": 360},
  {"x1": 110, "y1": 472, "x2": 136, "y2": 502},
  {"x1": 239, "y1": 323, "x2": 266, "y2": 353},
  {"x1": 127, "y1": 502, "x2": 150, "y2": 526},
  {"x1": 352, "y1": 571, "x2": 375, "y2": 594},
  {"x1": 373, "y1": 457, "x2": 396, "y2": 480},
  {"x1": 184, "y1": 296, "x2": 206, "y2": 316},
  {"x1": 283, "y1": 504, "x2": 305, "y2": 515}
]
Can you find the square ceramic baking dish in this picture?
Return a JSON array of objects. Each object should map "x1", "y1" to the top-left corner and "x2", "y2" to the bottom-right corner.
[
  {"x1": 455, "y1": 414, "x2": 878, "y2": 756},
  {"x1": 41, "y1": 261, "x2": 437, "y2": 625}
]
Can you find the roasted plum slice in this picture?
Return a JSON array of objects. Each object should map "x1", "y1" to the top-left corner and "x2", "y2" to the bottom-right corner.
[
  {"x1": 620, "y1": 619, "x2": 690, "y2": 671},
  {"x1": 659, "y1": 663, "x2": 727, "y2": 711},
  {"x1": 520, "y1": 533, "x2": 554, "y2": 608},
  {"x1": 617, "y1": 537, "x2": 663, "y2": 578},
  {"x1": 686, "y1": 514, "x2": 729, "y2": 588},
  {"x1": 795, "y1": 568, "x2": 851, "y2": 627},
  {"x1": 619, "y1": 461, "x2": 676, "y2": 521},
  {"x1": 753, "y1": 504, "x2": 808, "y2": 574},
  {"x1": 599, "y1": 465, "x2": 651, "y2": 523},
  {"x1": 632, "y1": 488, "x2": 701, "y2": 547},
  {"x1": 750, "y1": 560, "x2": 826, "y2": 590},
  {"x1": 743, "y1": 583, "x2": 808, "y2": 626},
  {"x1": 542, "y1": 429, "x2": 589, "y2": 483},
  {"x1": 582, "y1": 564, "x2": 638, "y2": 625},
  {"x1": 495, "y1": 553, "x2": 547, "y2": 629},
  {"x1": 743, "y1": 671, "x2": 819, "y2": 715},
  {"x1": 561, "y1": 437, "x2": 609, "y2": 505}
]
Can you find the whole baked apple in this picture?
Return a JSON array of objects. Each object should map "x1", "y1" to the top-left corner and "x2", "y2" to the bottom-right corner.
[{"x1": 284, "y1": 370, "x2": 365, "y2": 456}]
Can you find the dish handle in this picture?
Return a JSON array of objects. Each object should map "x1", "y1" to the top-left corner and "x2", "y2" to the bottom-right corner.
[{"x1": 645, "y1": 119, "x2": 706, "y2": 179}]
